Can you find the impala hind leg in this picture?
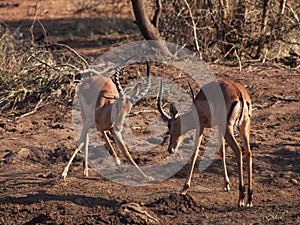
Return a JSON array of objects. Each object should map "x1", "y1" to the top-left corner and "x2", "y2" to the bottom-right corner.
[
  {"x1": 224, "y1": 126, "x2": 246, "y2": 207},
  {"x1": 219, "y1": 134, "x2": 230, "y2": 192},
  {"x1": 239, "y1": 120, "x2": 253, "y2": 207},
  {"x1": 181, "y1": 128, "x2": 204, "y2": 195}
]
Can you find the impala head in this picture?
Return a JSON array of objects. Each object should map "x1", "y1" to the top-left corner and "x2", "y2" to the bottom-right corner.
[
  {"x1": 166, "y1": 102, "x2": 182, "y2": 154},
  {"x1": 111, "y1": 61, "x2": 151, "y2": 133},
  {"x1": 157, "y1": 79, "x2": 181, "y2": 154},
  {"x1": 157, "y1": 78, "x2": 195, "y2": 154}
]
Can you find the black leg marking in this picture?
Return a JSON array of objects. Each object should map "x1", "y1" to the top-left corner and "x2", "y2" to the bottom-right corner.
[
  {"x1": 239, "y1": 184, "x2": 246, "y2": 199},
  {"x1": 248, "y1": 187, "x2": 253, "y2": 203}
]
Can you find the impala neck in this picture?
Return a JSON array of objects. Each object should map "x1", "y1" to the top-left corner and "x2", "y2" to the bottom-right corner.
[{"x1": 180, "y1": 105, "x2": 198, "y2": 135}]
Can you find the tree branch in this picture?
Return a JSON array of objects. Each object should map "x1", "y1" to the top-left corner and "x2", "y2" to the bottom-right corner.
[
  {"x1": 183, "y1": 0, "x2": 202, "y2": 59},
  {"x1": 152, "y1": 0, "x2": 162, "y2": 28}
]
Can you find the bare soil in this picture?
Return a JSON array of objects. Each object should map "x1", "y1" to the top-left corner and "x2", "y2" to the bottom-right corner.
[{"x1": 1, "y1": 1, "x2": 300, "y2": 224}]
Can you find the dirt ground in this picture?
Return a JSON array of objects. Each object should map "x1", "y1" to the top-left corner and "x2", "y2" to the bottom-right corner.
[{"x1": 1, "y1": 1, "x2": 300, "y2": 224}]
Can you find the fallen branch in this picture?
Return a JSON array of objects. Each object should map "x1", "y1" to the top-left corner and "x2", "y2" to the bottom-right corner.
[
  {"x1": 130, "y1": 109, "x2": 157, "y2": 116},
  {"x1": 270, "y1": 95, "x2": 299, "y2": 103},
  {"x1": 274, "y1": 62, "x2": 300, "y2": 71},
  {"x1": 123, "y1": 202, "x2": 159, "y2": 223},
  {"x1": 30, "y1": 54, "x2": 54, "y2": 69},
  {"x1": 47, "y1": 43, "x2": 89, "y2": 67},
  {"x1": 16, "y1": 95, "x2": 45, "y2": 120}
]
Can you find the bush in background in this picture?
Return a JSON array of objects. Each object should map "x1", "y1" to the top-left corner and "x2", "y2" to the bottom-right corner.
[{"x1": 159, "y1": 0, "x2": 300, "y2": 63}]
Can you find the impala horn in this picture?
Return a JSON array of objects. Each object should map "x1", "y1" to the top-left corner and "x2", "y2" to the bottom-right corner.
[
  {"x1": 188, "y1": 81, "x2": 195, "y2": 99},
  {"x1": 113, "y1": 56, "x2": 134, "y2": 98},
  {"x1": 157, "y1": 77, "x2": 172, "y2": 122},
  {"x1": 129, "y1": 61, "x2": 151, "y2": 104}
]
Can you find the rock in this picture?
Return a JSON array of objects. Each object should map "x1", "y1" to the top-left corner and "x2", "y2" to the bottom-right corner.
[
  {"x1": 16, "y1": 148, "x2": 31, "y2": 158},
  {"x1": 290, "y1": 178, "x2": 298, "y2": 185}
]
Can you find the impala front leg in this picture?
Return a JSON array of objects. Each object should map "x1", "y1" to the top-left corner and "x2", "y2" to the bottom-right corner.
[
  {"x1": 83, "y1": 133, "x2": 89, "y2": 177},
  {"x1": 61, "y1": 142, "x2": 84, "y2": 180},
  {"x1": 103, "y1": 130, "x2": 121, "y2": 166},
  {"x1": 181, "y1": 128, "x2": 204, "y2": 195}
]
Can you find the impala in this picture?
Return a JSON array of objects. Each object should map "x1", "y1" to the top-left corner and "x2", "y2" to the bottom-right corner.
[
  {"x1": 61, "y1": 61, "x2": 152, "y2": 180},
  {"x1": 158, "y1": 77, "x2": 253, "y2": 207}
]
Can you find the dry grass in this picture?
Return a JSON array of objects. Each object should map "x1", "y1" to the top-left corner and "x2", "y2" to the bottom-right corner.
[{"x1": 0, "y1": 26, "x2": 88, "y2": 116}]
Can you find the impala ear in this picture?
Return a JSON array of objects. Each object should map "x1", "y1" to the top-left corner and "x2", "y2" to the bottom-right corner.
[
  {"x1": 103, "y1": 92, "x2": 117, "y2": 99},
  {"x1": 170, "y1": 102, "x2": 179, "y2": 119}
]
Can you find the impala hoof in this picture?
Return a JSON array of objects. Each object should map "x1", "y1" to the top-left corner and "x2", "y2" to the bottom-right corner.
[
  {"x1": 246, "y1": 202, "x2": 253, "y2": 207},
  {"x1": 147, "y1": 176, "x2": 155, "y2": 182},
  {"x1": 60, "y1": 173, "x2": 67, "y2": 180},
  {"x1": 224, "y1": 184, "x2": 230, "y2": 192},
  {"x1": 238, "y1": 199, "x2": 245, "y2": 208},
  {"x1": 83, "y1": 167, "x2": 89, "y2": 177},
  {"x1": 116, "y1": 158, "x2": 121, "y2": 166}
]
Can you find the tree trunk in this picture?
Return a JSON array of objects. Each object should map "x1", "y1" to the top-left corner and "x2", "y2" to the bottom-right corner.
[
  {"x1": 255, "y1": 0, "x2": 270, "y2": 59},
  {"x1": 131, "y1": 0, "x2": 172, "y2": 57}
]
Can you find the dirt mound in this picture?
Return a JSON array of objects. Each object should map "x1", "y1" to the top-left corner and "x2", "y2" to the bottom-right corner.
[
  {"x1": 112, "y1": 195, "x2": 200, "y2": 224},
  {"x1": 147, "y1": 193, "x2": 199, "y2": 214},
  {"x1": 1, "y1": 148, "x2": 31, "y2": 163}
]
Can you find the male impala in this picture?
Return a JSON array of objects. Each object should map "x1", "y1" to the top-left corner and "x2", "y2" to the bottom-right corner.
[
  {"x1": 158, "y1": 77, "x2": 253, "y2": 207},
  {"x1": 61, "y1": 61, "x2": 151, "y2": 180}
]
